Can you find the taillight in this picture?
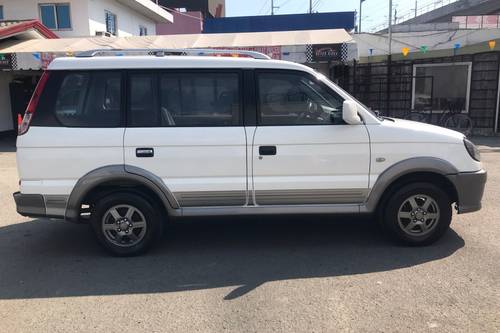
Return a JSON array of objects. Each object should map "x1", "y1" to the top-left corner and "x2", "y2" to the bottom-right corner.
[{"x1": 18, "y1": 71, "x2": 50, "y2": 136}]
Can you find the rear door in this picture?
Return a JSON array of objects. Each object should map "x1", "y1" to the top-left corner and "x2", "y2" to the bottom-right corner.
[
  {"x1": 123, "y1": 69, "x2": 248, "y2": 207},
  {"x1": 251, "y1": 70, "x2": 370, "y2": 205},
  {"x1": 18, "y1": 70, "x2": 124, "y2": 197}
]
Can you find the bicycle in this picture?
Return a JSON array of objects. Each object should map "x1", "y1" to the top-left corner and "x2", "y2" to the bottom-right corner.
[{"x1": 402, "y1": 100, "x2": 473, "y2": 137}]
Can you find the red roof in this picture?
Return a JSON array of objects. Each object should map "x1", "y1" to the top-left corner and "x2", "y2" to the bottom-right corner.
[{"x1": 0, "y1": 20, "x2": 58, "y2": 40}]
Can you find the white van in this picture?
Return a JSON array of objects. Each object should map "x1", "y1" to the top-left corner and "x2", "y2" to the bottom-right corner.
[{"x1": 13, "y1": 49, "x2": 486, "y2": 256}]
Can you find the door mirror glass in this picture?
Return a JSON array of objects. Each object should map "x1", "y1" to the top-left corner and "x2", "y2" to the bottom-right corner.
[{"x1": 342, "y1": 100, "x2": 362, "y2": 125}]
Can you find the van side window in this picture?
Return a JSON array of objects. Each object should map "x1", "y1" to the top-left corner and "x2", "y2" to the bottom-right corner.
[
  {"x1": 127, "y1": 71, "x2": 241, "y2": 127},
  {"x1": 129, "y1": 74, "x2": 156, "y2": 127},
  {"x1": 257, "y1": 71, "x2": 345, "y2": 126},
  {"x1": 54, "y1": 72, "x2": 122, "y2": 127},
  {"x1": 159, "y1": 72, "x2": 240, "y2": 127}
]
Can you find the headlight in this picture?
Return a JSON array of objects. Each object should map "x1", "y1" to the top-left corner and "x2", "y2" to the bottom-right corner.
[{"x1": 464, "y1": 138, "x2": 481, "y2": 162}]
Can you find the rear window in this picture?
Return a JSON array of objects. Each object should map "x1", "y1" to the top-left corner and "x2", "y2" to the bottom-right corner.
[{"x1": 33, "y1": 71, "x2": 122, "y2": 127}]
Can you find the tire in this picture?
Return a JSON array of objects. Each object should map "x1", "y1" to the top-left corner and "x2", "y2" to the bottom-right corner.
[
  {"x1": 90, "y1": 192, "x2": 163, "y2": 256},
  {"x1": 380, "y1": 182, "x2": 452, "y2": 246}
]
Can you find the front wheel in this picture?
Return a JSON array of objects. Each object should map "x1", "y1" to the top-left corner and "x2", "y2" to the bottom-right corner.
[
  {"x1": 90, "y1": 192, "x2": 163, "y2": 256},
  {"x1": 380, "y1": 183, "x2": 452, "y2": 245}
]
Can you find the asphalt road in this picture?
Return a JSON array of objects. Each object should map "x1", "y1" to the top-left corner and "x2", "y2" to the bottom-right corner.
[{"x1": 0, "y1": 140, "x2": 499, "y2": 332}]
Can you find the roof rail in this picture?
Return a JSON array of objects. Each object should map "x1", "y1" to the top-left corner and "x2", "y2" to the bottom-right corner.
[{"x1": 75, "y1": 48, "x2": 271, "y2": 60}]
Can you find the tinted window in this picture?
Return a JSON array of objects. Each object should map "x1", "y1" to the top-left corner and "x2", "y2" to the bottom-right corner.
[
  {"x1": 129, "y1": 74, "x2": 155, "y2": 127},
  {"x1": 56, "y1": 4, "x2": 71, "y2": 29},
  {"x1": 39, "y1": 4, "x2": 71, "y2": 29},
  {"x1": 40, "y1": 5, "x2": 57, "y2": 29},
  {"x1": 257, "y1": 71, "x2": 344, "y2": 125},
  {"x1": 0, "y1": 6, "x2": 4, "y2": 20},
  {"x1": 128, "y1": 71, "x2": 241, "y2": 127},
  {"x1": 105, "y1": 11, "x2": 117, "y2": 35},
  {"x1": 54, "y1": 72, "x2": 122, "y2": 127}
]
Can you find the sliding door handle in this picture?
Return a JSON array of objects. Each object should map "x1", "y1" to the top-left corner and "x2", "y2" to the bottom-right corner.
[
  {"x1": 136, "y1": 148, "x2": 154, "y2": 158},
  {"x1": 259, "y1": 146, "x2": 277, "y2": 156}
]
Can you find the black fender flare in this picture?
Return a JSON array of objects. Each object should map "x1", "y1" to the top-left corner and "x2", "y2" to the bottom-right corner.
[
  {"x1": 362, "y1": 157, "x2": 459, "y2": 213},
  {"x1": 65, "y1": 165, "x2": 179, "y2": 222}
]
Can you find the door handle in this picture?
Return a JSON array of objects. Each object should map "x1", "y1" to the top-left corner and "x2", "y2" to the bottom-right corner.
[
  {"x1": 136, "y1": 148, "x2": 154, "y2": 158},
  {"x1": 259, "y1": 146, "x2": 277, "y2": 156}
]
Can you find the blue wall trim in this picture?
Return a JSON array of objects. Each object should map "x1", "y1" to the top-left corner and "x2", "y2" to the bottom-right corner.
[{"x1": 203, "y1": 12, "x2": 355, "y2": 34}]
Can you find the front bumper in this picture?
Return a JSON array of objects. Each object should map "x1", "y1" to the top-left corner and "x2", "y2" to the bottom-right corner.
[
  {"x1": 447, "y1": 169, "x2": 487, "y2": 214},
  {"x1": 13, "y1": 192, "x2": 67, "y2": 219}
]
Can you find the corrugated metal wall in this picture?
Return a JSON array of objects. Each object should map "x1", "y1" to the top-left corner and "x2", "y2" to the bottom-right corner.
[
  {"x1": 342, "y1": 51, "x2": 500, "y2": 135},
  {"x1": 203, "y1": 12, "x2": 355, "y2": 33}
]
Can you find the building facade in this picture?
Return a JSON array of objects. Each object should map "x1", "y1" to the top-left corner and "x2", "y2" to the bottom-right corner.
[
  {"x1": 0, "y1": 0, "x2": 172, "y2": 37},
  {"x1": 342, "y1": 0, "x2": 500, "y2": 135}
]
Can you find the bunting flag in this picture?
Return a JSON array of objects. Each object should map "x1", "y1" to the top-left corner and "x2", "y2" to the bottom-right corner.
[
  {"x1": 402, "y1": 47, "x2": 410, "y2": 57},
  {"x1": 420, "y1": 46, "x2": 428, "y2": 53},
  {"x1": 489, "y1": 40, "x2": 496, "y2": 50}
]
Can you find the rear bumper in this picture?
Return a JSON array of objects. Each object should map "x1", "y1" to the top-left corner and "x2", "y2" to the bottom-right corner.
[
  {"x1": 13, "y1": 192, "x2": 67, "y2": 219},
  {"x1": 447, "y1": 169, "x2": 487, "y2": 214}
]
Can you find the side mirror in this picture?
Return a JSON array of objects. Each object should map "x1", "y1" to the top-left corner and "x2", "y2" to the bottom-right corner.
[{"x1": 342, "y1": 100, "x2": 363, "y2": 125}]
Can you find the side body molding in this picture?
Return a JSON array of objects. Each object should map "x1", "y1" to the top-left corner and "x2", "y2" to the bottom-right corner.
[
  {"x1": 361, "y1": 157, "x2": 459, "y2": 213},
  {"x1": 65, "y1": 165, "x2": 179, "y2": 222}
]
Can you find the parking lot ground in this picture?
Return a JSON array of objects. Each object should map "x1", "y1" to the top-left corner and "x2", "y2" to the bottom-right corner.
[{"x1": 0, "y1": 139, "x2": 499, "y2": 332}]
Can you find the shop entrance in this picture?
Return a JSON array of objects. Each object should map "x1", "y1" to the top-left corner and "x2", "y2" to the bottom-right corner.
[{"x1": 9, "y1": 75, "x2": 38, "y2": 131}]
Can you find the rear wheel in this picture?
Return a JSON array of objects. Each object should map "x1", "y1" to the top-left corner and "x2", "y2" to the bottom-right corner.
[
  {"x1": 90, "y1": 192, "x2": 163, "y2": 256},
  {"x1": 380, "y1": 183, "x2": 452, "y2": 245}
]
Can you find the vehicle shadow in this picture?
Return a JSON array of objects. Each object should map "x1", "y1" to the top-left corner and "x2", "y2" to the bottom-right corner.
[{"x1": 0, "y1": 215, "x2": 464, "y2": 300}]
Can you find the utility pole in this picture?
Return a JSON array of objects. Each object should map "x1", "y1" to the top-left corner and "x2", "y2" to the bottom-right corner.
[
  {"x1": 387, "y1": 0, "x2": 393, "y2": 117},
  {"x1": 358, "y1": 0, "x2": 366, "y2": 33},
  {"x1": 310, "y1": 0, "x2": 313, "y2": 13},
  {"x1": 388, "y1": 0, "x2": 393, "y2": 56},
  {"x1": 415, "y1": 0, "x2": 418, "y2": 17},
  {"x1": 271, "y1": 0, "x2": 279, "y2": 15}
]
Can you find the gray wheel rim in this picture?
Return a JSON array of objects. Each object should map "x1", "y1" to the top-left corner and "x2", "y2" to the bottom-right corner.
[
  {"x1": 102, "y1": 204, "x2": 147, "y2": 247},
  {"x1": 397, "y1": 194, "x2": 440, "y2": 236}
]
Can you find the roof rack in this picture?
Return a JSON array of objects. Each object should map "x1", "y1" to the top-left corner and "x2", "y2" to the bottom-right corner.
[{"x1": 75, "y1": 48, "x2": 271, "y2": 60}]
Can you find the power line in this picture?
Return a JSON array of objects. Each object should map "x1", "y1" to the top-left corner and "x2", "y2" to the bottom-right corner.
[{"x1": 257, "y1": 0, "x2": 271, "y2": 15}]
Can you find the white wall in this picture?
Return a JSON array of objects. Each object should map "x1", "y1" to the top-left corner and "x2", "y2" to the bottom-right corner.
[
  {"x1": 354, "y1": 29, "x2": 500, "y2": 58},
  {"x1": 0, "y1": 72, "x2": 14, "y2": 132},
  {"x1": 87, "y1": 0, "x2": 156, "y2": 37},
  {"x1": 0, "y1": 0, "x2": 90, "y2": 38},
  {"x1": 0, "y1": 0, "x2": 157, "y2": 37}
]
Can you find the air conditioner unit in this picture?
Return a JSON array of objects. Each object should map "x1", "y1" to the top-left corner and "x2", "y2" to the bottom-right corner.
[{"x1": 95, "y1": 31, "x2": 112, "y2": 37}]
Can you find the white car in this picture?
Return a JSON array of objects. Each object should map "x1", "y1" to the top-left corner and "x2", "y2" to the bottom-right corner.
[{"x1": 14, "y1": 49, "x2": 487, "y2": 256}]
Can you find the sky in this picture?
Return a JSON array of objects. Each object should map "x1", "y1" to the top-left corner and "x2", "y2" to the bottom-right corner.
[{"x1": 226, "y1": 0, "x2": 456, "y2": 32}]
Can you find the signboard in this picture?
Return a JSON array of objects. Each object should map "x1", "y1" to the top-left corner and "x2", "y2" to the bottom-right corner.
[
  {"x1": 0, "y1": 53, "x2": 12, "y2": 70},
  {"x1": 483, "y1": 15, "x2": 499, "y2": 29},
  {"x1": 452, "y1": 16, "x2": 467, "y2": 29},
  {"x1": 214, "y1": 46, "x2": 282, "y2": 60},
  {"x1": 312, "y1": 44, "x2": 343, "y2": 62},
  {"x1": 466, "y1": 16, "x2": 482, "y2": 29}
]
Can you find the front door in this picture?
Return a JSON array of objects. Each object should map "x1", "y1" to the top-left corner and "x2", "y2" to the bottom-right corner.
[
  {"x1": 123, "y1": 69, "x2": 248, "y2": 207},
  {"x1": 251, "y1": 70, "x2": 370, "y2": 205}
]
